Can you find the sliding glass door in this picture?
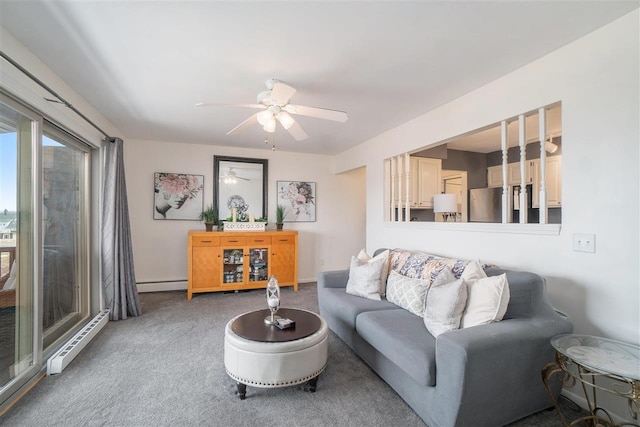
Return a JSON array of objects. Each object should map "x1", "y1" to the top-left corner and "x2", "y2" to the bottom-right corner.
[
  {"x1": 0, "y1": 97, "x2": 38, "y2": 395},
  {"x1": 41, "y1": 127, "x2": 90, "y2": 350},
  {"x1": 0, "y1": 93, "x2": 92, "y2": 405}
]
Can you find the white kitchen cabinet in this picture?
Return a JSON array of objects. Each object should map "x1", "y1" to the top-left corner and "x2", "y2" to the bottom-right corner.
[
  {"x1": 532, "y1": 156, "x2": 562, "y2": 208},
  {"x1": 507, "y1": 161, "x2": 535, "y2": 186},
  {"x1": 487, "y1": 165, "x2": 503, "y2": 188},
  {"x1": 487, "y1": 161, "x2": 535, "y2": 187},
  {"x1": 408, "y1": 157, "x2": 441, "y2": 208}
]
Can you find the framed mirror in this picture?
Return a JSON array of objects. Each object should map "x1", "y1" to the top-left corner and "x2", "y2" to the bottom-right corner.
[{"x1": 214, "y1": 156, "x2": 268, "y2": 221}]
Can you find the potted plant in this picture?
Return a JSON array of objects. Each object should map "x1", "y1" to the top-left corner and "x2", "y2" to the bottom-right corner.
[
  {"x1": 200, "y1": 204, "x2": 218, "y2": 232},
  {"x1": 276, "y1": 204, "x2": 285, "y2": 231}
]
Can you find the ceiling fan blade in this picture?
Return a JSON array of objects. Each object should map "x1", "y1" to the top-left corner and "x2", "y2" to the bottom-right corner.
[
  {"x1": 283, "y1": 104, "x2": 348, "y2": 122},
  {"x1": 287, "y1": 121, "x2": 308, "y2": 141},
  {"x1": 270, "y1": 81, "x2": 297, "y2": 105},
  {"x1": 227, "y1": 113, "x2": 259, "y2": 135},
  {"x1": 196, "y1": 102, "x2": 265, "y2": 109}
]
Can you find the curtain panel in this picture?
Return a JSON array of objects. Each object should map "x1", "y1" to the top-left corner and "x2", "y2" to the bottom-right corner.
[{"x1": 102, "y1": 138, "x2": 141, "y2": 320}]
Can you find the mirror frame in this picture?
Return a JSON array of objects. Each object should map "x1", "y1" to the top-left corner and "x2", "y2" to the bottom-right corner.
[{"x1": 213, "y1": 155, "x2": 268, "y2": 220}]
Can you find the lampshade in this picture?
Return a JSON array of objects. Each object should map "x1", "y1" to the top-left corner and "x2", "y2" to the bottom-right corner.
[
  {"x1": 433, "y1": 194, "x2": 457, "y2": 213},
  {"x1": 263, "y1": 117, "x2": 276, "y2": 133},
  {"x1": 257, "y1": 110, "x2": 273, "y2": 126},
  {"x1": 545, "y1": 139, "x2": 558, "y2": 154},
  {"x1": 276, "y1": 111, "x2": 295, "y2": 130}
]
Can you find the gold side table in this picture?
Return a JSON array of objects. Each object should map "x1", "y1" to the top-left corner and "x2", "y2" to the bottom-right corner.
[{"x1": 542, "y1": 334, "x2": 640, "y2": 426}]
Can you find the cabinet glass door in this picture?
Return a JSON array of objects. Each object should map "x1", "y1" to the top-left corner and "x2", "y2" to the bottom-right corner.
[
  {"x1": 222, "y1": 248, "x2": 244, "y2": 284},
  {"x1": 248, "y1": 248, "x2": 268, "y2": 282}
]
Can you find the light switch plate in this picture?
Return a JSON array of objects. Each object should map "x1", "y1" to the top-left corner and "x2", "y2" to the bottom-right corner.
[{"x1": 573, "y1": 233, "x2": 596, "y2": 253}]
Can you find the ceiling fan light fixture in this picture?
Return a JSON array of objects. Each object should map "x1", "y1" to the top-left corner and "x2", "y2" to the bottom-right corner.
[
  {"x1": 263, "y1": 118, "x2": 276, "y2": 133},
  {"x1": 277, "y1": 111, "x2": 295, "y2": 130},
  {"x1": 257, "y1": 110, "x2": 273, "y2": 126},
  {"x1": 257, "y1": 90, "x2": 273, "y2": 106}
]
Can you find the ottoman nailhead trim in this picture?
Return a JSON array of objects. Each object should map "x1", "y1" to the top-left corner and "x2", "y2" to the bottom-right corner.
[{"x1": 226, "y1": 365, "x2": 326, "y2": 387}]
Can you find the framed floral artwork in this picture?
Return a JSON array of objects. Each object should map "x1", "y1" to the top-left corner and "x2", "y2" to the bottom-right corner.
[
  {"x1": 276, "y1": 181, "x2": 316, "y2": 222},
  {"x1": 153, "y1": 172, "x2": 204, "y2": 220}
]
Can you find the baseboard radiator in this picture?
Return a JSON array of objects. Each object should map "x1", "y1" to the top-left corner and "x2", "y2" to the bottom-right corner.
[{"x1": 47, "y1": 309, "x2": 110, "y2": 375}]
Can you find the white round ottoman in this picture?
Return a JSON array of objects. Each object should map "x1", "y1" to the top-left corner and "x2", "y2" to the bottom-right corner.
[{"x1": 224, "y1": 308, "x2": 328, "y2": 399}]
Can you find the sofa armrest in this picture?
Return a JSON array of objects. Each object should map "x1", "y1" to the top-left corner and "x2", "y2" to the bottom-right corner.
[
  {"x1": 317, "y1": 269, "x2": 349, "y2": 289},
  {"x1": 433, "y1": 316, "x2": 572, "y2": 422}
]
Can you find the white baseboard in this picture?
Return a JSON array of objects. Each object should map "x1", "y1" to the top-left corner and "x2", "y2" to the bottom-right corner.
[
  {"x1": 560, "y1": 389, "x2": 629, "y2": 425},
  {"x1": 137, "y1": 281, "x2": 187, "y2": 293}
]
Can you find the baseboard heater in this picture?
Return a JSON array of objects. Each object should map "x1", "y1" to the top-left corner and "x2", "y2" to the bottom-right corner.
[{"x1": 47, "y1": 309, "x2": 110, "y2": 375}]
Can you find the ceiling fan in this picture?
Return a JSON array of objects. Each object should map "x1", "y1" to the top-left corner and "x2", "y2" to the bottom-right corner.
[
  {"x1": 197, "y1": 79, "x2": 348, "y2": 141},
  {"x1": 220, "y1": 168, "x2": 249, "y2": 184}
]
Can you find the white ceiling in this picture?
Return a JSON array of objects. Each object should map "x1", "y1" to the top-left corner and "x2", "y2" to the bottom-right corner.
[{"x1": 0, "y1": 1, "x2": 637, "y2": 155}]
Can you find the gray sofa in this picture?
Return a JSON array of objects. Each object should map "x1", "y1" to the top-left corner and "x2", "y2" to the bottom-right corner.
[{"x1": 317, "y1": 253, "x2": 573, "y2": 427}]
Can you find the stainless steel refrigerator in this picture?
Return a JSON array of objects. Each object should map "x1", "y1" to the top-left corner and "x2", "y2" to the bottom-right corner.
[{"x1": 469, "y1": 187, "x2": 502, "y2": 223}]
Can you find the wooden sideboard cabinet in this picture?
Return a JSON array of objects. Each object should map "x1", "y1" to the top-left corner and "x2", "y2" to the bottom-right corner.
[{"x1": 187, "y1": 230, "x2": 298, "y2": 300}]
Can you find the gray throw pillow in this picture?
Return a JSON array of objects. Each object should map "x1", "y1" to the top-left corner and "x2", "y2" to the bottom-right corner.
[
  {"x1": 386, "y1": 270, "x2": 431, "y2": 317},
  {"x1": 345, "y1": 255, "x2": 385, "y2": 300},
  {"x1": 423, "y1": 267, "x2": 468, "y2": 337}
]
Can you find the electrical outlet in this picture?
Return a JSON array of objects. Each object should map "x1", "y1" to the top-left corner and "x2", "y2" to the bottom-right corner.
[
  {"x1": 320, "y1": 259, "x2": 325, "y2": 267},
  {"x1": 573, "y1": 233, "x2": 596, "y2": 253}
]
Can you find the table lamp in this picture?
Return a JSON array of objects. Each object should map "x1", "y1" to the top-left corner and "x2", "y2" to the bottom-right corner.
[{"x1": 433, "y1": 193, "x2": 458, "y2": 222}]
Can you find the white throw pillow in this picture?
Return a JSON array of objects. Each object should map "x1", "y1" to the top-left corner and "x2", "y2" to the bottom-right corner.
[
  {"x1": 423, "y1": 268, "x2": 467, "y2": 337},
  {"x1": 460, "y1": 273, "x2": 510, "y2": 328},
  {"x1": 386, "y1": 270, "x2": 431, "y2": 317},
  {"x1": 345, "y1": 255, "x2": 386, "y2": 301},
  {"x1": 357, "y1": 249, "x2": 390, "y2": 296},
  {"x1": 461, "y1": 260, "x2": 486, "y2": 281}
]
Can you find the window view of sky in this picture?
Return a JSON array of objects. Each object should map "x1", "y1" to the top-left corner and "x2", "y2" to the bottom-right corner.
[
  {"x1": 0, "y1": 133, "x2": 16, "y2": 212},
  {"x1": 0, "y1": 134, "x2": 63, "y2": 213}
]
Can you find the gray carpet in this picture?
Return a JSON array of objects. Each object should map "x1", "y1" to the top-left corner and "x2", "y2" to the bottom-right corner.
[{"x1": 1, "y1": 283, "x2": 584, "y2": 426}]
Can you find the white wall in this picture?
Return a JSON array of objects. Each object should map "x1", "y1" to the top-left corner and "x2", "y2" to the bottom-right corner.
[
  {"x1": 125, "y1": 140, "x2": 366, "y2": 290},
  {"x1": 0, "y1": 27, "x2": 120, "y2": 146},
  {"x1": 336, "y1": 11, "x2": 639, "y2": 420}
]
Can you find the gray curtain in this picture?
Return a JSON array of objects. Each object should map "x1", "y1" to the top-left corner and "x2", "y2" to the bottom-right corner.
[{"x1": 102, "y1": 137, "x2": 141, "y2": 320}]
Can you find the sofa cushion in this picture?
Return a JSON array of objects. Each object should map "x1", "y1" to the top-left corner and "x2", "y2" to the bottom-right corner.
[
  {"x1": 389, "y1": 249, "x2": 469, "y2": 280},
  {"x1": 356, "y1": 309, "x2": 437, "y2": 387},
  {"x1": 346, "y1": 255, "x2": 386, "y2": 301},
  {"x1": 356, "y1": 249, "x2": 391, "y2": 296},
  {"x1": 319, "y1": 287, "x2": 398, "y2": 330},
  {"x1": 386, "y1": 270, "x2": 431, "y2": 317},
  {"x1": 423, "y1": 268, "x2": 467, "y2": 337},
  {"x1": 460, "y1": 262, "x2": 510, "y2": 328}
]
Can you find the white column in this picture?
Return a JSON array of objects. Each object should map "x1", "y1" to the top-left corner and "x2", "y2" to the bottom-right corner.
[
  {"x1": 538, "y1": 107, "x2": 548, "y2": 224},
  {"x1": 404, "y1": 153, "x2": 411, "y2": 221},
  {"x1": 397, "y1": 155, "x2": 403, "y2": 221},
  {"x1": 390, "y1": 156, "x2": 396, "y2": 221},
  {"x1": 500, "y1": 120, "x2": 510, "y2": 224},
  {"x1": 518, "y1": 114, "x2": 528, "y2": 224}
]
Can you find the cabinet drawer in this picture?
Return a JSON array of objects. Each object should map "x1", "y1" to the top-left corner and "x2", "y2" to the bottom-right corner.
[
  {"x1": 192, "y1": 236, "x2": 220, "y2": 246},
  {"x1": 248, "y1": 236, "x2": 271, "y2": 245},
  {"x1": 221, "y1": 236, "x2": 247, "y2": 246},
  {"x1": 272, "y1": 235, "x2": 294, "y2": 244}
]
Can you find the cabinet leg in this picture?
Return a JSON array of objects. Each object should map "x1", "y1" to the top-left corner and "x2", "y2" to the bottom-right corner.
[{"x1": 236, "y1": 382, "x2": 246, "y2": 400}]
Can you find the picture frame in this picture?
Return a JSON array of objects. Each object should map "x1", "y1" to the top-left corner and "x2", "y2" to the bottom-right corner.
[
  {"x1": 153, "y1": 172, "x2": 204, "y2": 220},
  {"x1": 214, "y1": 156, "x2": 268, "y2": 221},
  {"x1": 276, "y1": 181, "x2": 316, "y2": 222}
]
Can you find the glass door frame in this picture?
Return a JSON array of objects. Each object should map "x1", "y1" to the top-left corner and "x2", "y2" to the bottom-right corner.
[{"x1": 0, "y1": 92, "x2": 43, "y2": 403}]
